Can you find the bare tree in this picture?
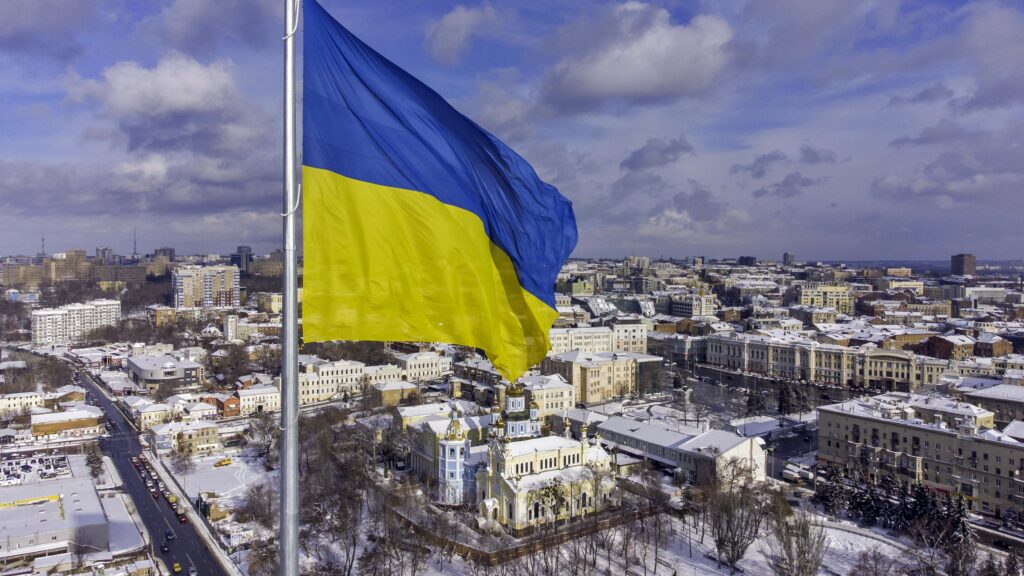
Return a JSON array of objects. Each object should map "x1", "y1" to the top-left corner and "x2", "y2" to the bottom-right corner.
[
  {"x1": 766, "y1": 509, "x2": 829, "y2": 576},
  {"x1": 905, "y1": 519, "x2": 949, "y2": 576},
  {"x1": 170, "y1": 448, "x2": 196, "y2": 477},
  {"x1": 706, "y1": 483, "x2": 764, "y2": 573},
  {"x1": 247, "y1": 538, "x2": 280, "y2": 576},
  {"x1": 848, "y1": 546, "x2": 907, "y2": 576}
]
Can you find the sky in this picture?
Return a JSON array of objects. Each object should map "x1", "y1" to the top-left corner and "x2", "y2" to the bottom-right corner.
[{"x1": 1, "y1": 0, "x2": 1022, "y2": 261}]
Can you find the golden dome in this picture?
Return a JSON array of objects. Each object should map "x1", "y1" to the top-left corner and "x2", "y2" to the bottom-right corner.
[
  {"x1": 507, "y1": 382, "x2": 526, "y2": 397},
  {"x1": 443, "y1": 412, "x2": 466, "y2": 441}
]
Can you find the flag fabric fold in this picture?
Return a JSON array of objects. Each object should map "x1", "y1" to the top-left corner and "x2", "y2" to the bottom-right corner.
[{"x1": 302, "y1": 0, "x2": 577, "y2": 381}]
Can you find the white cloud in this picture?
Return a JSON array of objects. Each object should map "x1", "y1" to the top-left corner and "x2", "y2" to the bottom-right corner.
[
  {"x1": 425, "y1": 4, "x2": 499, "y2": 65},
  {"x1": 71, "y1": 53, "x2": 237, "y2": 117},
  {"x1": 540, "y1": 2, "x2": 732, "y2": 111}
]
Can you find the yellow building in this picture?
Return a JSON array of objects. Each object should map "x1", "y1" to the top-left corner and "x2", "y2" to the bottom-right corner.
[
  {"x1": 476, "y1": 432, "x2": 615, "y2": 533},
  {"x1": 520, "y1": 374, "x2": 575, "y2": 423},
  {"x1": 541, "y1": 351, "x2": 659, "y2": 405},
  {"x1": 818, "y1": 392, "x2": 1018, "y2": 518},
  {"x1": 798, "y1": 284, "x2": 853, "y2": 315},
  {"x1": 371, "y1": 381, "x2": 417, "y2": 407}
]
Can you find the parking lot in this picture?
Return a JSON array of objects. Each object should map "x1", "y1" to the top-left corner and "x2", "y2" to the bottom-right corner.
[{"x1": 0, "y1": 452, "x2": 72, "y2": 485}]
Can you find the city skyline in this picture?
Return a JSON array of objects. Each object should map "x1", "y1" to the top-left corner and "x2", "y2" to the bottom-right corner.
[{"x1": 2, "y1": 1, "x2": 1023, "y2": 258}]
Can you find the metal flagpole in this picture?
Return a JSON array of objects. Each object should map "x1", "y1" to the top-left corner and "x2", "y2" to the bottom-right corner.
[{"x1": 280, "y1": 1, "x2": 300, "y2": 576}]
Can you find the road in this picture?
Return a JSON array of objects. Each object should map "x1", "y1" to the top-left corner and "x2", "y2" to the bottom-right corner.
[{"x1": 75, "y1": 367, "x2": 229, "y2": 576}]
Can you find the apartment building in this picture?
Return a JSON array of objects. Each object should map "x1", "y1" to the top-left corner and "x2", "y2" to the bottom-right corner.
[
  {"x1": 818, "y1": 392, "x2": 1022, "y2": 518},
  {"x1": 963, "y1": 385, "x2": 1024, "y2": 426},
  {"x1": 30, "y1": 299, "x2": 120, "y2": 345},
  {"x1": 172, "y1": 265, "x2": 240, "y2": 308},
  {"x1": 670, "y1": 293, "x2": 718, "y2": 318},
  {"x1": 798, "y1": 284, "x2": 853, "y2": 315}
]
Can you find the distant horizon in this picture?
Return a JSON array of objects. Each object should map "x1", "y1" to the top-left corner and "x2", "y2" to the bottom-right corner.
[{"x1": 5, "y1": 244, "x2": 1021, "y2": 267}]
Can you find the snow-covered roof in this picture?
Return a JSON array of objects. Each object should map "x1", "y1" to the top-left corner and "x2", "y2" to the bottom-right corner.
[
  {"x1": 504, "y1": 435, "x2": 582, "y2": 457},
  {"x1": 396, "y1": 403, "x2": 452, "y2": 419},
  {"x1": 964, "y1": 384, "x2": 1024, "y2": 403},
  {"x1": 236, "y1": 385, "x2": 279, "y2": 397},
  {"x1": 31, "y1": 405, "x2": 103, "y2": 425},
  {"x1": 678, "y1": 429, "x2": 748, "y2": 456}
]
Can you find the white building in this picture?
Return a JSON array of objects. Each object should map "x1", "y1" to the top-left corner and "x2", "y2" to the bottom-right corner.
[
  {"x1": 548, "y1": 323, "x2": 647, "y2": 355},
  {"x1": 396, "y1": 351, "x2": 453, "y2": 382},
  {"x1": 298, "y1": 356, "x2": 366, "y2": 404},
  {"x1": 236, "y1": 385, "x2": 281, "y2": 416},
  {"x1": 30, "y1": 299, "x2": 120, "y2": 345},
  {"x1": 671, "y1": 293, "x2": 718, "y2": 318},
  {"x1": 363, "y1": 364, "x2": 405, "y2": 386}
]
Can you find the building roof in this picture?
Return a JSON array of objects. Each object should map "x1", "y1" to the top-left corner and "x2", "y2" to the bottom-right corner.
[
  {"x1": 678, "y1": 429, "x2": 748, "y2": 456},
  {"x1": 519, "y1": 374, "x2": 572, "y2": 391},
  {"x1": 396, "y1": 403, "x2": 452, "y2": 419},
  {"x1": 236, "y1": 385, "x2": 279, "y2": 397},
  {"x1": 373, "y1": 381, "x2": 416, "y2": 391},
  {"x1": 31, "y1": 405, "x2": 103, "y2": 425},
  {"x1": 0, "y1": 478, "x2": 105, "y2": 541},
  {"x1": 597, "y1": 416, "x2": 691, "y2": 450},
  {"x1": 964, "y1": 384, "x2": 1024, "y2": 403},
  {"x1": 504, "y1": 435, "x2": 583, "y2": 457}
]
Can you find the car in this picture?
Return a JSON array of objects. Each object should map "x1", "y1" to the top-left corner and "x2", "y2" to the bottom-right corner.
[
  {"x1": 178, "y1": 513, "x2": 188, "y2": 523},
  {"x1": 214, "y1": 458, "x2": 232, "y2": 467},
  {"x1": 172, "y1": 563, "x2": 182, "y2": 574},
  {"x1": 160, "y1": 543, "x2": 169, "y2": 553},
  {"x1": 188, "y1": 568, "x2": 197, "y2": 576},
  {"x1": 151, "y1": 489, "x2": 160, "y2": 498},
  {"x1": 165, "y1": 530, "x2": 175, "y2": 541}
]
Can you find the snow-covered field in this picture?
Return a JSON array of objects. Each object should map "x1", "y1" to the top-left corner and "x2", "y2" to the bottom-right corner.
[{"x1": 169, "y1": 451, "x2": 267, "y2": 508}]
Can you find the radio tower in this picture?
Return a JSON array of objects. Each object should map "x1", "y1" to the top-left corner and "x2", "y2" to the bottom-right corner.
[
  {"x1": 40, "y1": 232, "x2": 45, "y2": 257},
  {"x1": 132, "y1": 226, "x2": 138, "y2": 260}
]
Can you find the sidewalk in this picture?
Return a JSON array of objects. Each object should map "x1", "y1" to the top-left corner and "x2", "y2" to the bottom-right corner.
[{"x1": 149, "y1": 451, "x2": 245, "y2": 576}]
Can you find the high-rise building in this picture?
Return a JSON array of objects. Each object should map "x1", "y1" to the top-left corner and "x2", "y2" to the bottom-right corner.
[
  {"x1": 951, "y1": 253, "x2": 976, "y2": 276},
  {"x1": 95, "y1": 246, "x2": 114, "y2": 264},
  {"x1": 154, "y1": 247, "x2": 176, "y2": 262},
  {"x1": 782, "y1": 252, "x2": 795, "y2": 267},
  {"x1": 738, "y1": 255, "x2": 757, "y2": 266},
  {"x1": 31, "y1": 299, "x2": 121, "y2": 345},
  {"x1": 172, "y1": 265, "x2": 240, "y2": 308},
  {"x1": 231, "y1": 246, "x2": 253, "y2": 274}
]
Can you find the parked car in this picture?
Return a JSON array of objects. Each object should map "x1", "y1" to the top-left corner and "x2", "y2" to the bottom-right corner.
[{"x1": 160, "y1": 543, "x2": 169, "y2": 553}]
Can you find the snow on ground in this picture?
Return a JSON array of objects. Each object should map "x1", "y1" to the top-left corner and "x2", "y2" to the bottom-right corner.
[
  {"x1": 105, "y1": 493, "x2": 147, "y2": 555},
  {"x1": 169, "y1": 451, "x2": 266, "y2": 508},
  {"x1": 414, "y1": 514, "x2": 905, "y2": 576}
]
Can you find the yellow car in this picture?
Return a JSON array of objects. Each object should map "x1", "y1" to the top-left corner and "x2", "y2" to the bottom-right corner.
[
  {"x1": 214, "y1": 458, "x2": 232, "y2": 468},
  {"x1": 173, "y1": 563, "x2": 182, "y2": 573}
]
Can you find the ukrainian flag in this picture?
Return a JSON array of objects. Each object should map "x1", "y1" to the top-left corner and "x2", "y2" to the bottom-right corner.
[{"x1": 302, "y1": 1, "x2": 577, "y2": 381}]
